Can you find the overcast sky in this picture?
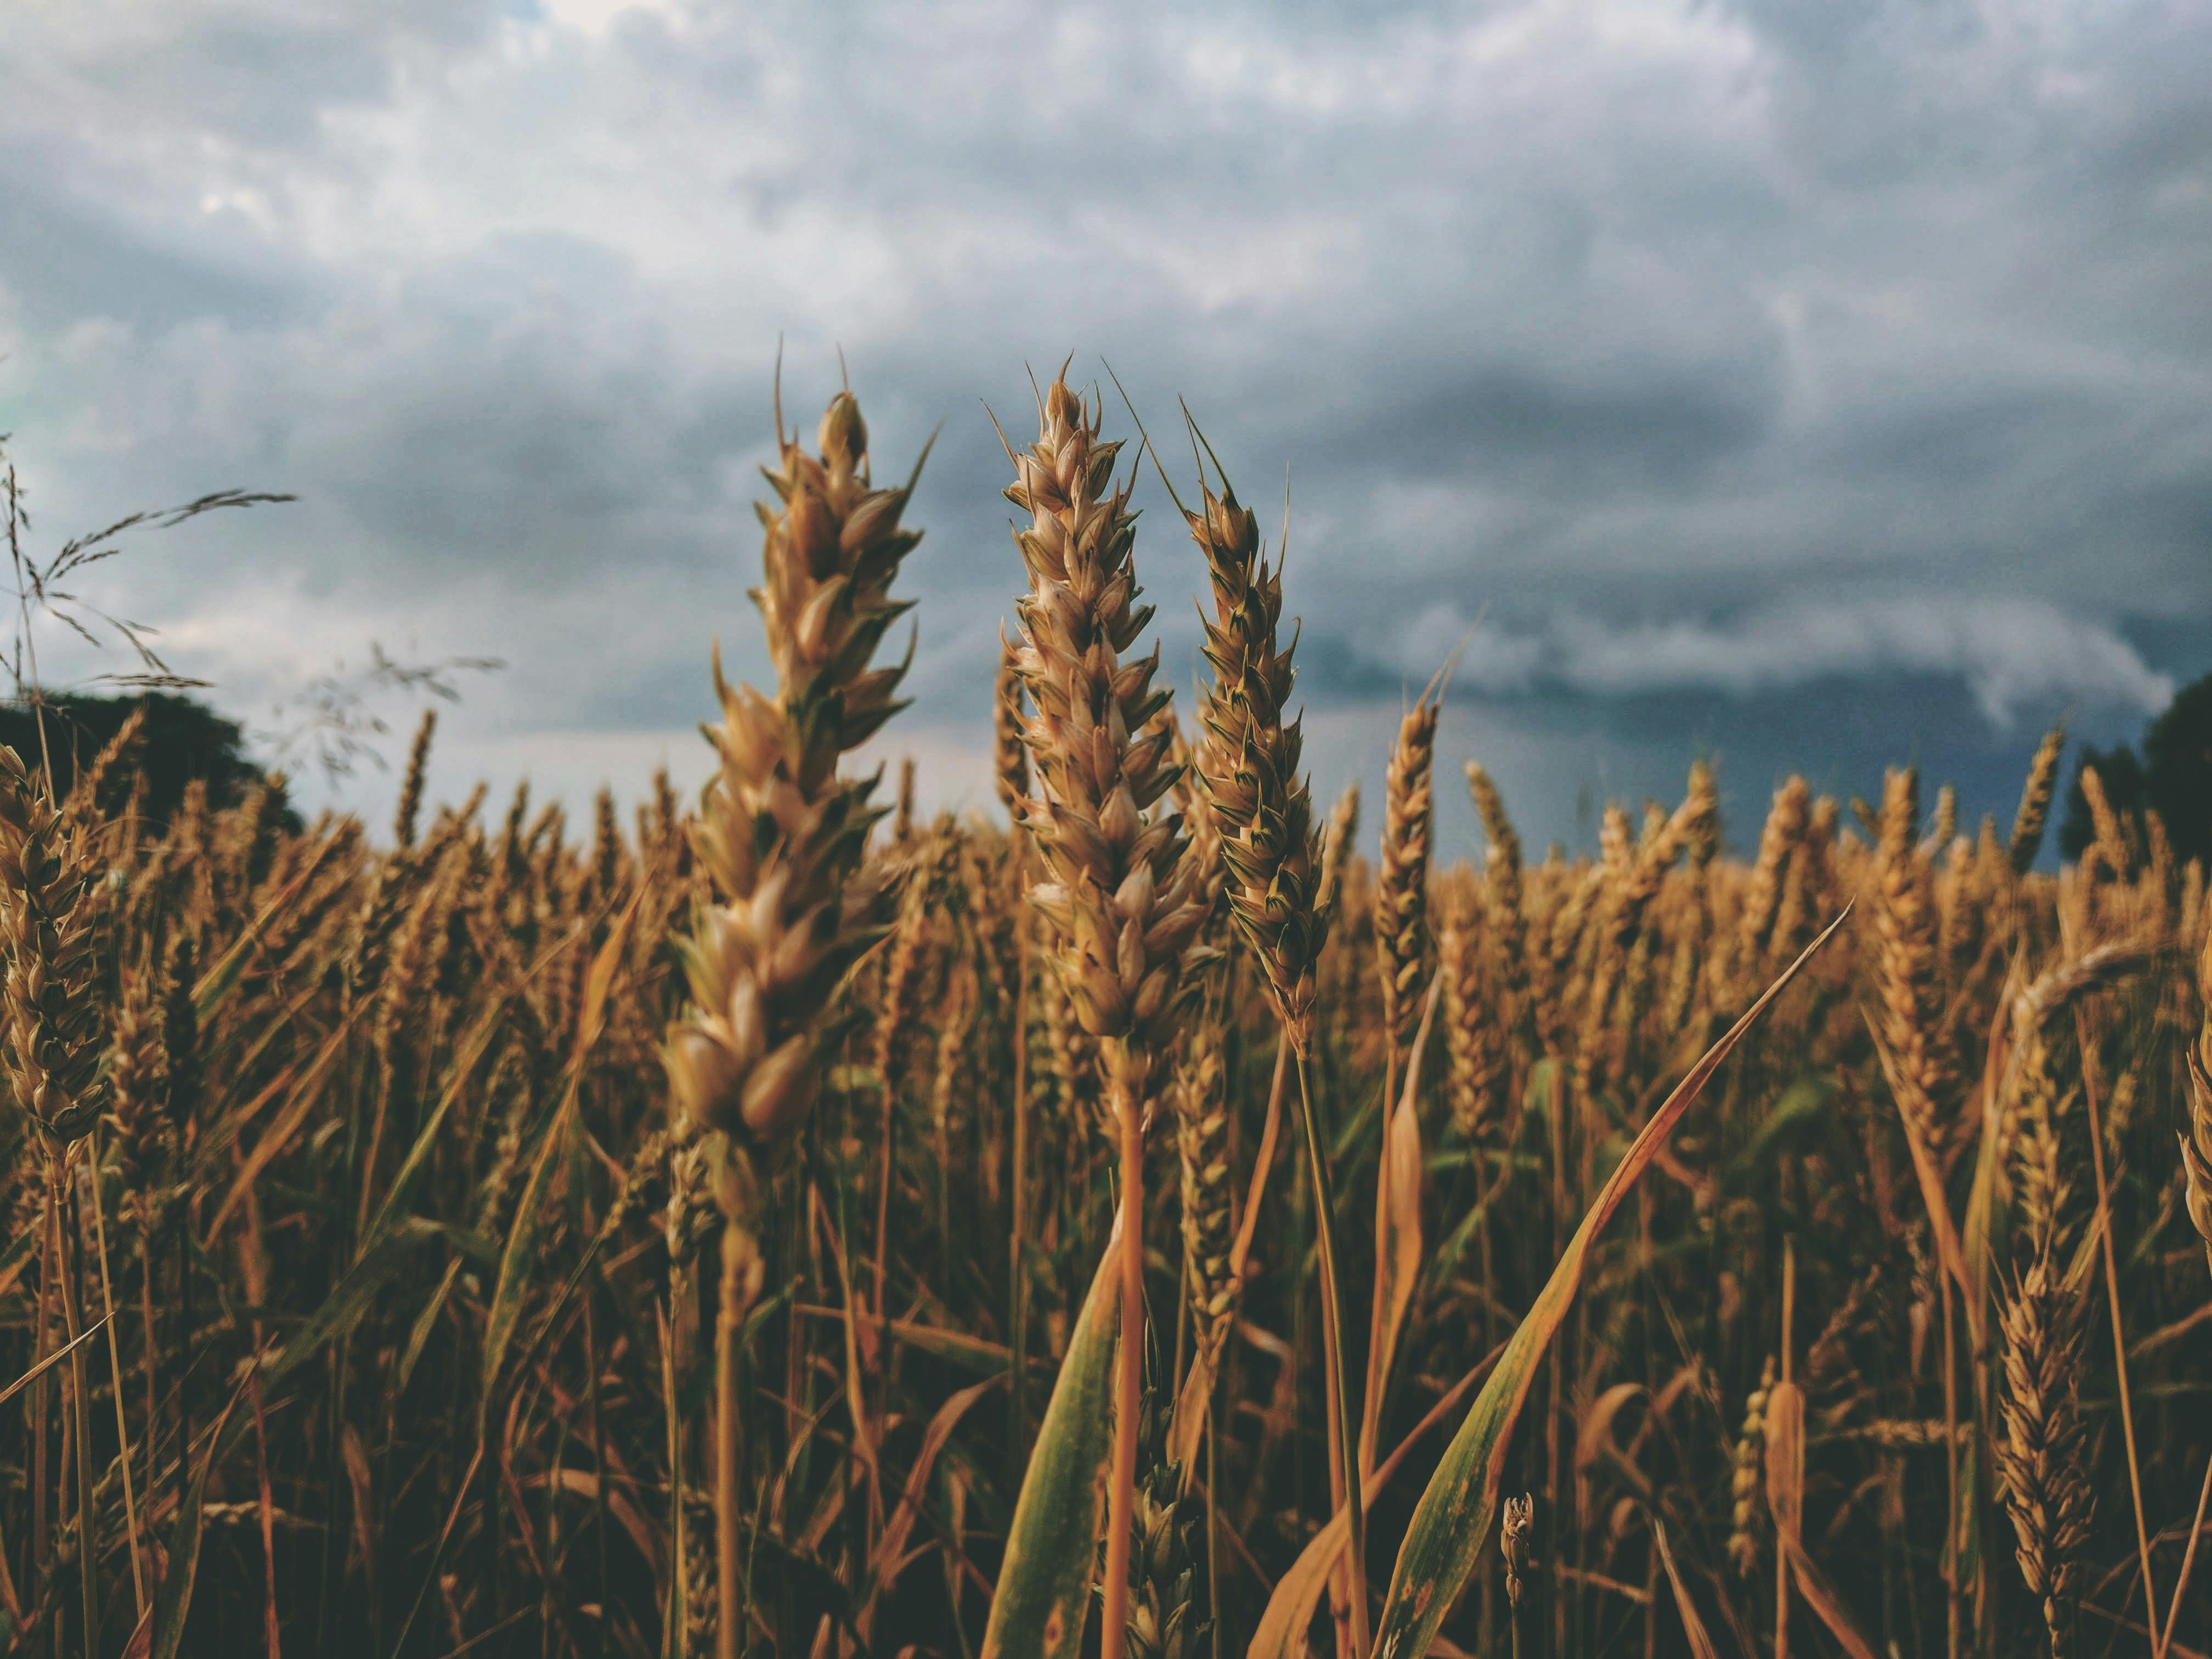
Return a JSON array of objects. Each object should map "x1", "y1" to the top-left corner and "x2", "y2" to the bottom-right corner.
[{"x1": 2, "y1": 0, "x2": 2207, "y2": 857}]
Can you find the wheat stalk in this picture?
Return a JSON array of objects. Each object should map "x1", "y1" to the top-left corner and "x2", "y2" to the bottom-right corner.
[
  {"x1": 663, "y1": 384, "x2": 924, "y2": 1659},
  {"x1": 1002, "y1": 370, "x2": 1210, "y2": 1659}
]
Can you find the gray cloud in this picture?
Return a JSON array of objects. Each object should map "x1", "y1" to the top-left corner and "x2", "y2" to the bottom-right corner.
[{"x1": 0, "y1": 0, "x2": 2205, "y2": 848}]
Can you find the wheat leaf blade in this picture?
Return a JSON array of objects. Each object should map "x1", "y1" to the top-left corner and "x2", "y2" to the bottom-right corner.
[
  {"x1": 1369, "y1": 904, "x2": 1852, "y2": 1659},
  {"x1": 980, "y1": 1217, "x2": 1124, "y2": 1659}
]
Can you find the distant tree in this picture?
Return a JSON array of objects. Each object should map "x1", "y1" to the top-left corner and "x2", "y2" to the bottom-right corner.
[
  {"x1": 0, "y1": 690, "x2": 290, "y2": 827},
  {"x1": 2143, "y1": 673, "x2": 2212, "y2": 870},
  {"x1": 2, "y1": 425, "x2": 296, "y2": 827},
  {"x1": 2059, "y1": 671, "x2": 2212, "y2": 868}
]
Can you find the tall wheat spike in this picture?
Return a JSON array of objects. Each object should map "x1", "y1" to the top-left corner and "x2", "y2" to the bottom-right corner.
[
  {"x1": 0, "y1": 746, "x2": 108, "y2": 1147},
  {"x1": 663, "y1": 386, "x2": 924, "y2": 1659},
  {"x1": 1374, "y1": 698, "x2": 1440, "y2": 1069},
  {"x1": 1740, "y1": 776, "x2": 1809, "y2": 980},
  {"x1": 1171, "y1": 1025, "x2": 1234, "y2": 1377},
  {"x1": 1995, "y1": 1256, "x2": 2094, "y2": 1659},
  {"x1": 1186, "y1": 465, "x2": 1328, "y2": 1045},
  {"x1": 1466, "y1": 762, "x2": 1528, "y2": 1041},
  {"x1": 1440, "y1": 888, "x2": 1503, "y2": 1146},
  {"x1": 1003, "y1": 371, "x2": 1210, "y2": 1659},
  {"x1": 2183, "y1": 908, "x2": 2212, "y2": 1278},
  {"x1": 1178, "y1": 438, "x2": 1372, "y2": 1650},
  {"x1": 394, "y1": 707, "x2": 436, "y2": 850},
  {"x1": 1874, "y1": 766, "x2": 1955, "y2": 1158},
  {"x1": 0, "y1": 743, "x2": 110, "y2": 1647},
  {"x1": 2010, "y1": 724, "x2": 2066, "y2": 876}
]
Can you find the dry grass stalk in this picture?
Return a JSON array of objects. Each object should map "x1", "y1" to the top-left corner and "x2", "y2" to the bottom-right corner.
[
  {"x1": 1930, "y1": 782, "x2": 1958, "y2": 853},
  {"x1": 1004, "y1": 376, "x2": 1207, "y2": 1092},
  {"x1": 590, "y1": 784, "x2": 622, "y2": 905},
  {"x1": 2006, "y1": 1024, "x2": 2072, "y2": 1259},
  {"x1": 0, "y1": 743, "x2": 110, "y2": 1647},
  {"x1": 1176, "y1": 443, "x2": 1379, "y2": 1654},
  {"x1": 1318, "y1": 781, "x2": 1359, "y2": 924}
]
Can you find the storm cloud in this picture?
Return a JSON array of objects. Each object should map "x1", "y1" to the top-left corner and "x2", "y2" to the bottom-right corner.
[{"x1": 1, "y1": 0, "x2": 2206, "y2": 854}]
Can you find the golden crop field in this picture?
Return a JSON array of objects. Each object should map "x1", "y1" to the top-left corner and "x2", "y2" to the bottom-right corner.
[{"x1": 2, "y1": 372, "x2": 2208, "y2": 1659}]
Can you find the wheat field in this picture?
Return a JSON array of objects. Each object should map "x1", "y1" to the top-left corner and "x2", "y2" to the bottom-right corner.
[{"x1": 1, "y1": 373, "x2": 2208, "y2": 1659}]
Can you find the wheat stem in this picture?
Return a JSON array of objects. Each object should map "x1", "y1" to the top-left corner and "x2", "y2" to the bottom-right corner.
[
  {"x1": 50, "y1": 1160, "x2": 98, "y2": 1657},
  {"x1": 1296, "y1": 1049, "x2": 1368, "y2": 1658},
  {"x1": 715, "y1": 1223, "x2": 754, "y2": 1659},
  {"x1": 1008, "y1": 849, "x2": 1033, "y2": 1474},
  {"x1": 1101, "y1": 1075, "x2": 1146, "y2": 1659},
  {"x1": 82, "y1": 1139, "x2": 146, "y2": 1618},
  {"x1": 2074, "y1": 1007, "x2": 2160, "y2": 1649}
]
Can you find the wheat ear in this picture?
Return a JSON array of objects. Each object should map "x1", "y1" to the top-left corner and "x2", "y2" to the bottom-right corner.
[
  {"x1": 1874, "y1": 766, "x2": 1956, "y2": 1160},
  {"x1": 1995, "y1": 1256, "x2": 2094, "y2": 1659}
]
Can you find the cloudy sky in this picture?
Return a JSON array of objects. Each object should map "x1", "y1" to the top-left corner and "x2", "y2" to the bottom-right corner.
[{"x1": 2, "y1": 0, "x2": 2207, "y2": 859}]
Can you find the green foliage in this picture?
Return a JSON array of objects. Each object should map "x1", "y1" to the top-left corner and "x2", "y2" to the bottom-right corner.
[
  {"x1": 2060, "y1": 670, "x2": 2212, "y2": 866},
  {"x1": 0, "y1": 689, "x2": 284, "y2": 825}
]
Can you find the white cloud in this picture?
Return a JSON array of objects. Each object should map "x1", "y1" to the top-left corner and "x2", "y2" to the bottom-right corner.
[
  {"x1": 1553, "y1": 598, "x2": 2173, "y2": 722},
  {"x1": 1355, "y1": 602, "x2": 1547, "y2": 695},
  {"x1": 1356, "y1": 596, "x2": 2172, "y2": 725}
]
